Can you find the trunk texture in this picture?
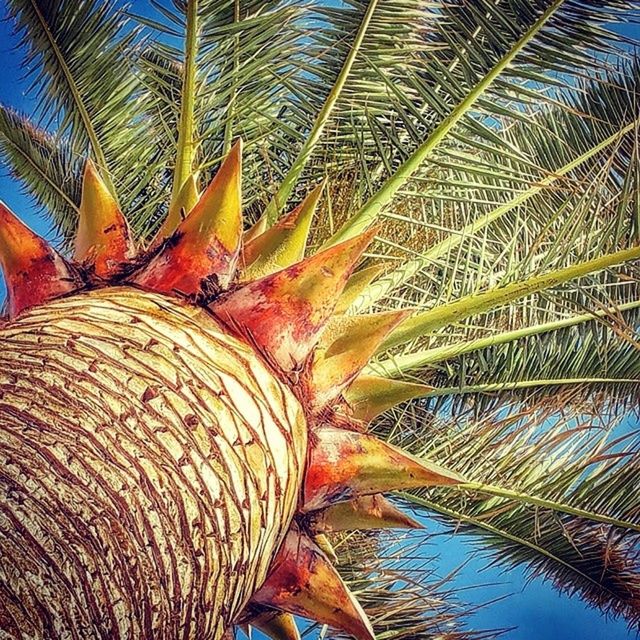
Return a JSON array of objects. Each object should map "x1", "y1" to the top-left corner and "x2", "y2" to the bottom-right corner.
[{"x1": 0, "y1": 287, "x2": 307, "y2": 639}]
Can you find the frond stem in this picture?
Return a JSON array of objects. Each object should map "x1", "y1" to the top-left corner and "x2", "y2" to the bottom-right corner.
[
  {"x1": 373, "y1": 299, "x2": 640, "y2": 373},
  {"x1": 396, "y1": 377, "x2": 639, "y2": 394},
  {"x1": 262, "y1": 0, "x2": 380, "y2": 225},
  {"x1": 379, "y1": 245, "x2": 640, "y2": 352},
  {"x1": 353, "y1": 117, "x2": 640, "y2": 313},
  {"x1": 222, "y1": 0, "x2": 240, "y2": 155},
  {"x1": 325, "y1": 0, "x2": 567, "y2": 246},
  {"x1": 447, "y1": 483, "x2": 640, "y2": 533},
  {"x1": 171, "y1": 0, "x2": 199, "y2": 215},
  {"x1": 398, "y1": 493, "x2": 622, "y2": 598}
]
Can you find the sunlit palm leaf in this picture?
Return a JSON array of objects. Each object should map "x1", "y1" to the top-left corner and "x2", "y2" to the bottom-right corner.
[
  {"x1": 357, "y1": 58, "x2": 640, "y2": 313},
  {"x1": 380, "y1": 402, "x2": 640, "y2": 628},
  {"x1": 0, "y1": 107, "x2": 80, "y2": 243},
  {"x1": 6, "y1": 0, "x2": 167, "y2": 240},
  {"x1": 365, "y1": 62, "x2": 640, "y2": 413},
  {"x1": 134, "y1": 0, "x2": 311, "y2": 226},
  {"x1": 326, "y1": 0, "x2": 639, "y2": 243}
]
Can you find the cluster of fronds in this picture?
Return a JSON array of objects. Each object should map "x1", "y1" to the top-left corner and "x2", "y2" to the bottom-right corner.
[
  {"x1": 1, "y1": 0, "x2": 640, "y2": 637},
  {"x1": 375, "y1": 401, "x2": 640, "y2": 629}
]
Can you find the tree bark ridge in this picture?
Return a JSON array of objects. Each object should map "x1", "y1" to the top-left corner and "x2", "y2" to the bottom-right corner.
[{"x1": 0, "y1": 287, "x2": 307, "y2": 639}]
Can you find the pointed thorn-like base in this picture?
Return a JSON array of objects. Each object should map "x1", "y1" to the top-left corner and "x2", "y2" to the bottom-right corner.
[
  {"x1": 242, "y1": 181, "x2": 325, "y2": 279},
  {"x1": 212, "y1": 228, "x2": 377, "y2": 371},
  {"x1": 253, "y1": 524, "x2": 375, "y2": 640},
  {"x1": 343, "y1": 375, "x2": 434, "y2": 423},
  {"x1": 134, "y1": 141, "x2": 242, "y2": 297},
  {"x1": 309, "y1": 494, "x2": 422, "y2": 532},
  {"x1": 75, "y1": 159, "x2": 135, "y2": 278},
  {"x1": 303, "y1": 425, "x2": 464, "y2": 512},
  {"x1": 335, "y1": 263, "x2": 388, "y2": 314},
  {"x1": 0, "y1": 201, "x2": 78, "y2": 318},
  {"x1": 310, "y1": 310, "x2": 411, "y2": 410},
  {"x1": 243, "y1": 213, "x2": 268, "y2": 243}
]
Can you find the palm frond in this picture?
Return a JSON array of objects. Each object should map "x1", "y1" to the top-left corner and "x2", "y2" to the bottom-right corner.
[
  {"x1": 0, "y1": 106, "x2": 81, "y2": 243},
  {"x1": 324, "y1": 0, "x2": 640, "y2": 244},
  {"x1": 358, "y1": 60, "x2": 640, "y2": 412},
  {"x1": 357, "y1": 58, "x2": 640, "y2": 313},
  {"x1": 326, "y1": 531, "x2": 500, "y2": 639},
  {"x1": 6, "y1": 0, "x2": 166, "y2": 240},
  {"x1": 134, "y1": 0, "x2": 312, "y2": 229},
  {"x1": 272, "y1": 0, "x2": 444, "y2": 213},
  {"x1": 378, "y1": 402, "x2": 640, "y2": 629}
]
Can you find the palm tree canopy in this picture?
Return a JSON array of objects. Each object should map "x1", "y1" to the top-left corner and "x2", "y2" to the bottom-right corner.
[{"x1": 1, "y1": 0, "x2": 639, "y2": 637}]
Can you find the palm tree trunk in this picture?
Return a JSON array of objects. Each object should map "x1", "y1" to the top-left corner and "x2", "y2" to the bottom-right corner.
[{"x1": 0, "y1": 287, "x2": 307, "y2": 639}]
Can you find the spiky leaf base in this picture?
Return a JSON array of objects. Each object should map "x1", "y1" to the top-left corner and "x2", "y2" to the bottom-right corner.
[{"x1": 0, "y1": 143, "x2": 462, "y2": 640}]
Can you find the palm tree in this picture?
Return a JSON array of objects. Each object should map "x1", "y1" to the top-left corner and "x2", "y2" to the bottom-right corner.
[{"x1": 0, "y1": 0, "x2": 639, "y2": 638}]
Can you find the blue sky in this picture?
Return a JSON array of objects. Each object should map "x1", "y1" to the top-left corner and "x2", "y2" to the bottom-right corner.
[{"x1": 0, "y1": 3, "x2": 638, "y2": 639}]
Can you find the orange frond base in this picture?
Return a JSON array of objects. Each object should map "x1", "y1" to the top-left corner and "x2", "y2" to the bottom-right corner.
[
  {"x1": 303, "y1": 425, "x2": 464, "y2": 512},
  {"x1": 252, "y1": 525, "x2": 375, "y2": 640},
  {"x1": 0, "y1": 201, "x2": 78, "y2": 318},
  {"x1": 134, "y1": 141, "x2": 242, "y2": 298},
  {"x1": 75, "y1": 160, "x2": 135, "y2": 278},
  {"x1": 211, "y1": 228, "x2": 377, "y2": 371}
]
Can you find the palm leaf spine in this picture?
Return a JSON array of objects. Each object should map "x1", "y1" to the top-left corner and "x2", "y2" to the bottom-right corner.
[
  {"x1": 373, "y1": 298, "x2": 640, "y2": 374},
  {"x1": 169, "y1": 0, "x2": 199, "y2": 231},
  {"x1": 27, "y1": 0, "x2": 114, "y2": 194},
  {"x1": 403, "y1": 483, "x2": 640, "y2": 532},
  {"x1": 379, "y1": 245, "x2": 640, "y2": 352},
  {"x1": 353, "y1": 117, "x2": 640, "y2": 312},
  {"x1": 400, "y1": 377, "x2": 639, "y2": 394},
  {"x1": 325, "y1": 0, "x2": 569, "y2": 246},
  {"x1": 262, "y1": 0, "x2": 381, "y2": 224}
]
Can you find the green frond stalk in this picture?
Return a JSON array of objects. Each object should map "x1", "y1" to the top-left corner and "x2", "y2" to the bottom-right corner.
[
  {"x1": 375, "y1": 299, "x2": 640, "y2": 374},
  {"x1": 378, "y1": 245, "x2": 640, "y2": 355},
  {"x1": 170, "y1": 0, "x2": 200, "y2": 223},
  {"x1": 263, "y1": 0, "x2": 380, "y2": 225},
  {"x1": 29, "y1": 2, "x2": 112, "y2": 189},
  {"x1": 401, "y1": 494, "x2": 623, "y2": 599},
  {"x1": 325, "y1": 0, "x2": 567, "y2": 246},
  {"x1": 222, "y1": 0, "x2": 240, "y2": 156},
  {"x1": 378, "y1": 377, "x2": 638, "y2": 394},
  {"x1": 404, "y1": 484, "x2": 640, "y2": 533},
  {"x1": 354, "y1": 118, "x2": 640, "y2": 313}
]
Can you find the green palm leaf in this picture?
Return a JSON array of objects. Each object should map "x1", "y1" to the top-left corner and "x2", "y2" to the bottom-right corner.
[
  {"x1": 356, "y1": 60, "x2": 640, "y2": 313},
  {"x1": 381, "y1": 403, "x2": 640, "y2": 628},
  {"x1": 335, "y1": 531, "x2": 502, "y2": 639},
  {"x1": 0, "y1": 107, "x2": 80, "y2": 242},
  {"x1": 6, "y1": 0, "x2": 168, "y2": 239}
]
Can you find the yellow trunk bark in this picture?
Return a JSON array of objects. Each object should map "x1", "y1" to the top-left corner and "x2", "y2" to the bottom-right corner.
[{"x1": 0, "y1": 287, "x2": 307, "y2": 639}]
